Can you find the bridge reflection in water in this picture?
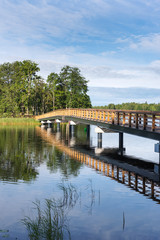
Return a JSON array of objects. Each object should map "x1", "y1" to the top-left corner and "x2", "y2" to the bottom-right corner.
[{"x1": 36, "y1": 126, "x2": 160, "y2": 204}]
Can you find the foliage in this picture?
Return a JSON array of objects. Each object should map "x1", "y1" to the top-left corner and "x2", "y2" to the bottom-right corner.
[
  {"x1": 0, "y1": 126, "x2": 82, "y2": 182},
  {"x1": 94, "y1": 102, "x2": 160, "y2": 112},
  {"x1": 0, "y1": 61, "x2": 92, "y2": 117},
  {"x1": 0, "y1": 127, "x2": 39, "y2": 182},
  {"x1": 48, "y1": 65, "x2": 92, "y2": 109}
]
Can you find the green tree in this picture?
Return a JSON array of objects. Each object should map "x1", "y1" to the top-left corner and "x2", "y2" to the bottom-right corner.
[
  {"x1": 0, "y1": 61, "x2": 92, "y2": 116},
  {"x1": 0, "y1": 60, "x2": 44, "y2": 116},
  {"x1": 47, "y1": 72, "x2": 60, "y2": 110},
  {"x1": 21, "y1": 60, "x2": 40, "y2": 115},
  {"x1": 59, "y1": 66, "x2": 92, "y2": 109}
]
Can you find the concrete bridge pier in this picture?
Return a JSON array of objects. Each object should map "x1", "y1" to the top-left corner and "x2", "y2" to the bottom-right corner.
[
  {"x1": 47, "y1": 120, "x2": 52, "y2": 128},
  {"x1": 118, "y1": 132, "x2": 125, "y2": 156},
  {"x1": 95, "y1": 127, "x2": 104, "y2": 149},
  {"x1": 69, "y1": 121, "x2": 76, "y2": 137},
  {"x1": 41, "y1": 121, "x2": 45, "y2": 127},
  {"x1": 57, "y1": 123, "x2": 60, "y2": 132},
  {"x1": 98, "y1": 133, "x2": 102, "y2": 148},
  {"x1": 154, "y1": 142, "x2": 160, "y2": 166},
  {"x1": 94, "y1": 127, "x2": 104, "y2": 155},
  {"x1": 86, "y1": 125, "x2": 91, "y2": 147},
  {"x1": 86, "y1": 125, "x2": 90, "y2": 140},
  {"x1": 55, "y1": 119, "x2": 61, "y2": 132}
]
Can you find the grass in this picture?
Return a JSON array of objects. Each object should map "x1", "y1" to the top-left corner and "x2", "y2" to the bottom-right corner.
[
  {"x1": 22, "y1": 183, "x2": 77, "y2": 240},
  {"x1": 0, "y1": 118, "x2": 40, "y2": 125},
  {"x1": 22, "y1": 181, "x2": 97, "y2": 239}
]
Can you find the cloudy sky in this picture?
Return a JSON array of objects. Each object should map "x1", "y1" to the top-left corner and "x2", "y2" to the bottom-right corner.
[{"x1": 0, "y1": 0, "x2": 160, "y2": 103}]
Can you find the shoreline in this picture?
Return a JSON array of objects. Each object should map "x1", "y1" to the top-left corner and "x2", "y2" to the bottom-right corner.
[{"x1": 0, "y1": 118, "x2": 40, "y2": 125}]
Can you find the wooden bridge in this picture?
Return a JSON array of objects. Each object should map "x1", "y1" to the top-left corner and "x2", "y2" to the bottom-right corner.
[{"x1": 35, "y1": 108, "x2": 160, "y2": 140}]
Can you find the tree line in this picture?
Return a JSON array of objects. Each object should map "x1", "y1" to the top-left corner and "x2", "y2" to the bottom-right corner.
[
  {"x1": 94, "y1": 102, "x2": 160, "y2": 111},
  {"x1": 0, "y1": 60, "x2": 92, "y2": 117},
  {"x1": 0, "y1": 60, "x2": 159, "y2": 117}
]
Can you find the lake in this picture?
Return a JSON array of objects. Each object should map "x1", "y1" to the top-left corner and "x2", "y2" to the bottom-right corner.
[{"x1": 0, "y1": 124, "x2": 160, "y2": 240}]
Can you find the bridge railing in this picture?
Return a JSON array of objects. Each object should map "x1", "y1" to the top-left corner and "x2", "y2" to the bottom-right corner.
[{"x1": 35, "y1": 109, "x2": 160, "y2": 132}]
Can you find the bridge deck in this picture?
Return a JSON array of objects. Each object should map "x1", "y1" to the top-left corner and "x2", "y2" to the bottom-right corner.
[{"x1": 35, "y1": 109, "x2": 160, "y2": 140}]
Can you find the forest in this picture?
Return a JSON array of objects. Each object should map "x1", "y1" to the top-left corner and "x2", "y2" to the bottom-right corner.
[
  {"x1": 94, "y1": 102, "x2": 160, "y2": 111},
  {"x1": 0, "y1": 60, "x2": 92, "y2": 117}
]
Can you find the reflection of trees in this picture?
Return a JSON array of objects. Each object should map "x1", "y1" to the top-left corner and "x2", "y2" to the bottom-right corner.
[
  {"x1": 47, "y1": 149, "x2": 81, "y2": 178},
  {"x1": 0, "y1": 126, "x2": 82, "y2": 182},
  {"x1": 36, "y1": 127, "x2": 82, "y2": 179},
  {"x1": 0, "y1": 127, "x2": 41, "y2": 182},
  {"x1": 45, "y1": 149, "x2": 82, "y2": 179}
]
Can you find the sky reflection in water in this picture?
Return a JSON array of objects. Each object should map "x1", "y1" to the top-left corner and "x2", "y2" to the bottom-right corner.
[{"x1": 0, "y1": 125, "x2": 160, "y2": 239}]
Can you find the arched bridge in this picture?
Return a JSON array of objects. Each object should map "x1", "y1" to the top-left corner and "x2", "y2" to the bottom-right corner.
[{"x1": 35, "y1": 108, "x2": 160, "y2": 140}]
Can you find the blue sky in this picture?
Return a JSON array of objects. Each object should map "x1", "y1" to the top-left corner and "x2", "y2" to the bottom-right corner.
[{"x1": 0, "y1": 0, "x2": 160, "y2": 91}]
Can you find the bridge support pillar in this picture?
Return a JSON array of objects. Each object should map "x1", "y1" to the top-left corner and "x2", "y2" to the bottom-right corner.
[
  {"x1": 41, "y1": 121, "x2": 45, "y2": 127},
  {"x1": 97, "y1": 133, "x2": 102, "y2": 148},
  {"x1": 55, "y1": 119, "x2": 61, "y2": 132},
  {"x1": 87, "y1": 125, "x2": 90, "y2": 141},
  {"x1": 69, "y1": 121, "x2": 76, "y2": 137},
  {"x1": 95, "y1": 132, "x2": 104, "y2": 155},
  {"x1": 95, "y1": 127, "x2": 104, "y2": 153},
  {"x1": 154, "y1": 142, "x2": 160, "y2": 165},
  {"x1": 86, "y1": 125, "x2": 91, "y2": 147},
  {"x1": 47, "y1": 120, "x2": 52, "y2": 128},
  {"x1": 70, "y1": 125, "x2": 75, "y2": 137},
  {"x1": 119, "y1": 132, "x2": 125, "y2": 155},
  {"x1": 57, "y1": 123, "x2": 60, "y2": 132}
]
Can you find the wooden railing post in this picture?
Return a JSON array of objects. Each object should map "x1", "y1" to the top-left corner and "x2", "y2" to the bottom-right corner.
[
  {"x1": 129, "y1": 113, "x2": 131, "y2": 127},
  {"x1": 152, "y1": 115, "x2": 155, "y2": 131},
  {"x1": 107, "y1": 112, "x2": 110, "y2": 122},
  {"x1": 103, "y1": 111, "x2": 106, "y2": 121},
  {"x1": 136, "y1": 113, "x2": 138, "y2": 129},
  {"x1": 143, "y1": 177, "x2": 145, "y2": 194},
  {"x1": 100, "y1": 111, "x2": 102, "y2": 121},
  {"x1": 107, "y1": 164, "x2": 110, "y2": 176},
  {"x1": 88, "y1": 110, "x2": 90, "y2": 119},
  {"x1": 151, "y1": 181, "x2": 154, "y2": 198},
  {"x1": 111, "y1": 112, "x2": 114, "y2": 124},
  {"x1": 96, "y1": 110, "x2": 98, "y2": 120},
  {"x1": 117, "y1": 112, "x2": 119, "y2": 125},
  {"x1": 143, "y1": 114, "x2": 147, "y2": 130},
  {"x1": 123, "y1": 113, "x2": 125, "y2": 125},
  {"x1": 117, "y1": 167, "x2": 119, "y2": 180}
]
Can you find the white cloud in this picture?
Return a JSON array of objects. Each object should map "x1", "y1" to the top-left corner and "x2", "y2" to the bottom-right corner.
[
  {"x1": 1, "y1": 39, "x2": 160, "y2": 89},
  {"x1": 0, "y1": 0, "x2": 111, "y2": 45},
  {"x1": 117, "y1": 33, "x2": 160, "y2": 53},
  {"x1": 1, "y1": 0, "x2": 160, "y2": 90},
  {"x1": 129, "y1": 34, "x2": 160, "y2": 52}
]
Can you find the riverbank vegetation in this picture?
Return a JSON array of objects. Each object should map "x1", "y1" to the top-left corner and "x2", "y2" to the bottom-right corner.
[
  {"x1": 0, "y1": 118, "x2": 39, "y2": 125},
  {"x1": 0, "y1": 60, "x2": 91, "y2": 117},
  {"x1": 94, "y1": 102, "x2": 160, "y2": 111}
]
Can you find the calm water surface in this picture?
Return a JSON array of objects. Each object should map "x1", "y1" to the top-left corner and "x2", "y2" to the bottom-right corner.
[{"x1": 0, "y1": 124, "x2": 160, "y2": 240}]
